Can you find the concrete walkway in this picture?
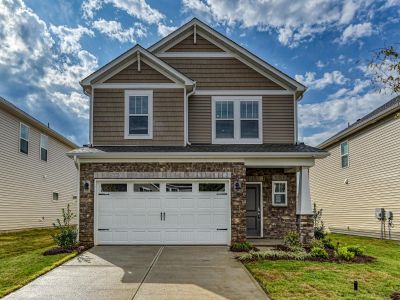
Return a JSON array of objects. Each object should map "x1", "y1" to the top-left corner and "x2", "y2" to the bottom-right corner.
[{"x1": 4, "y1": 246, "x2": 267, "y2": 300}]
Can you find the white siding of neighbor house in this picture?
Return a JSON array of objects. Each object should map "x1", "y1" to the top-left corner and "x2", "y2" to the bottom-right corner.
[
  {"x1": 0, "y1": 108, "x2": 78, "y2": 231},
  {"x1": 310, "y1": 114, "x2": 400, "y2": 240}
]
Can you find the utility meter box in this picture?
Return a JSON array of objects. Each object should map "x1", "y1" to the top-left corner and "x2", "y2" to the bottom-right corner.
[
  {"x1": 375, "y1": 208, "x2": 385, "y2": 220},
  {"x1": 386, "y1": 211, "x2": 394, "y2": 220}
]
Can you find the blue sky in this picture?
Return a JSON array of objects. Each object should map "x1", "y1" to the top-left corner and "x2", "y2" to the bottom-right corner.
[{"x1": 1, "y1": 0, "x2": 399, "y2": 146}]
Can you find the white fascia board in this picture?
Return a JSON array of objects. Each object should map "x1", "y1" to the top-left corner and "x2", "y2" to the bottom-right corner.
[
  {"x1": 74, "y1": 156, "x2": 316, "y2": 167},
  {"x1": 195, "y1": 90, "x2": 292, "y2": 96},
  {"x1": 148, "y1": 19, "x2": 305, "y2": 92},
  {"x1": 68, "y1": 151, "x2": 328, "y2": 160}
]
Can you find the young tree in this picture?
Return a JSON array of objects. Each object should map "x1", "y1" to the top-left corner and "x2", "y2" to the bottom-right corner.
[{"x1": 369, "y1": 46, "x2": 400, "y2": 94}]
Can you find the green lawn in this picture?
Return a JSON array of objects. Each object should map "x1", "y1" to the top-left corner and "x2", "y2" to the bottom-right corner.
[
  {"x1": 0, "y1": 228, "x2": 77, "y2": 298},
  {"x1": 245, "y1": 234, "x2": 400, "y2": 300}
]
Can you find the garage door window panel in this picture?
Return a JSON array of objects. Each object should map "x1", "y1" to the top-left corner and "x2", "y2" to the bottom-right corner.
[
  {"x1": 101, "y1": 184, "x2": 127, "y2": 192},
  {"x1": 166, "y1": 183, "x2": 192, "y2": 192},
  {"x1": 134, "y1": 183, "x2": 160, "y2": 192},
  {"x1": 199, "y1": 183, "x2": 225, "y2": 192}
]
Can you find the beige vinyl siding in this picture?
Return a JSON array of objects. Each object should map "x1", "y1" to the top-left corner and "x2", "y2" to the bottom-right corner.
[
  {"x1": 166, "y1": 34, "x2": 225, "y2": 52},
  {"x1": 188, "y1": 94, "x2": 294, "y2": 144},
  {"x1": 310, "y1": 114, "x2": 400, "y2": 239},
  {"x1": 263, "y1": 95, "x2": 294, "y2": 143},
  {"x1": 93, "y1": 88, "x2": 184, "y2": 145},
  {"x1": 105, "y1": 61, "x2": 173, "y2": 83},
  {"x1": 188, "y1": 95, "x2": 211, "y2": 144},
  {"x1": 0, "y1": 108, "x2": 77, "y2": 231},
  {"x1": 163, "y1": 58, "x2": 284, "y2": 90}
]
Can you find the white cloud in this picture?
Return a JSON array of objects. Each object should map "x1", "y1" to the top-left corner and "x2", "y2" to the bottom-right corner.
[
  {"x1": 50, "y1": 25, "x2": 94, "y2": 54},
  {"x1": 299, "y1": 86, "x2": 393, "y2": 145},
  {"x1": 338, "y1": 22, "x2": 374, "y2": 43},
  {"x1": 0, "y1": 0, "x2": 98, "y2": 125},
  {"x1": 82, "y1": 0, "x2": 174, "y2": 38},
  {"x1": 295, "y1": 71, "x2": 348, "y2": 90},
  {"x1": 182, "y1": 0, "x2": 371, "y2": 47},
  {"x1": 316, "y1": 60, "x2": 326, "y2": 68},
  {"x1": 157, "y1": 23, "x2": 177, "y2": 37},
  {"x1": 92, "y1": 19, "x2": 146, "y2": 43}
]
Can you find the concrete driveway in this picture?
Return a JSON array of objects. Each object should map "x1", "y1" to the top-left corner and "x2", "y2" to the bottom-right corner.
[{"x1": 4, "y1": 246, "x2": 267, "y2": 300}]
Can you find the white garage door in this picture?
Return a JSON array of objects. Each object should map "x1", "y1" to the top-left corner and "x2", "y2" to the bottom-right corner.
[{"x1": 95, "y1": 180, "x2": 230, "y2": 245}]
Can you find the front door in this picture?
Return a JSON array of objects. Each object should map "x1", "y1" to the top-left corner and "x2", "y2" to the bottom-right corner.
[{"x1": 246, "y1": 184, "x2": 261, "y2": 237}]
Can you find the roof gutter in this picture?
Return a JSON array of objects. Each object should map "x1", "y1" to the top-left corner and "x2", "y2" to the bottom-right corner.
[{"x1": 67, "y1": 151, "x2": 329, "y2": 160}]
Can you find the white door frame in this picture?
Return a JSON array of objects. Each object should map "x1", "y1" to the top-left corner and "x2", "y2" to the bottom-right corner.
[
  {"x1": 94, "y1": 178, "x2": 232, "y2": 245},
  {"x1": 245, "y1": 182, "x2": 263, "y2": 238}
]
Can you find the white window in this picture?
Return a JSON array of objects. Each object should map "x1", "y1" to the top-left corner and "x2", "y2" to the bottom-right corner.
[
  {"x1": 340, "y1": 141, "x2": 349, "y2": 168},
  {"x1": 40, "y1": 134, "x2": 48, "y2": 161},
  {"x1": 272, "y1": 181, "x2": 287, "y2": 206},
  {"x1": 212, "y1": 96, "x2": 262, "y2": 144},
  {"x1": 19, "y1": 123, "x2": 29, "y2": 154},
  {"x1": 124, "y1": 90, "x2": 153, "y2": 139}
]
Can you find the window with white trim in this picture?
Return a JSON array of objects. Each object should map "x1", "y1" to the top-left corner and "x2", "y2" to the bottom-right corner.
[
  {"x1": 124, "y1": 90, "x2": 153, "y2": 139},
  {"x1": 19, "y1": 123, "x2": 29, "y2": 154},
  {"x1": 272, "y1": 181, "x2": 287, "y2": 206},
  {"x1": 212, "y1": 96, "x2": 262, "y2": 144},
  {"x1": 340, "y1": 141, "x2": 349, "y2": 168},
  {"x1": 40, "y1": 134, "x2": 48, "y2": 161}
]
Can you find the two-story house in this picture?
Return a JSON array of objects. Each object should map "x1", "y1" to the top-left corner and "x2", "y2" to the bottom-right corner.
[
  {"x1": 0, "y1": 96, "x2": 78, "y2": 231},
  {"x1": 310, "y1": 96, "x2": 400, "y2": 240},
  {"x1": 68, "y1": 18, "x2": 328, "y2": 246}
]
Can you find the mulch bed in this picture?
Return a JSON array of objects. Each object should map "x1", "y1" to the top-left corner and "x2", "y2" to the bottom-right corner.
[
  {"x1": 391, "y1": 292, "x2": 400, "y2": 300},
  {"x1": 43, "y1": 245, "x2": 88, "y2": 256}
]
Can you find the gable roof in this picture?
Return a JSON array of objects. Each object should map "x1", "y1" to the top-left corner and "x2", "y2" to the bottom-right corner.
[
  {"x1": 80, "y1": 45, "x2": 194, "y2": 88},
  {"x1": 319, "y1": 95, "x2": 400, "y2": 149},
  {"x1": 0, "y1": 96, "x2": 78, "y2": 149},
  {"x1": 149, "y1": 18, "x2": 306, "y2": 96}
]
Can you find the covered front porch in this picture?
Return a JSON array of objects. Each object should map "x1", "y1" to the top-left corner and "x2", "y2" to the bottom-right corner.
[{"x1": 244, "y1": 165, "x2": 314, "y2": 244}]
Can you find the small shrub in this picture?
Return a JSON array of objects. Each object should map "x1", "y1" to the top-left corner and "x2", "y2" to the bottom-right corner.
[
  {"x1": 310, "y1": 239, "x2": 324, "y2": 249},
  {"x1": 230, "y1": 241, "x2": 254, "y2": 252},
  {"x1": 322, "y1": 237, "x2": 335, "y2": 250},
  {"x1": 314, "y1": 227, "x2": 326, "y2": 240},
  {"x1": 347, "y1": 245, "x2": 364, "y2": 256},
  {"x1": 336, "y1": 246, "x2": 355, "y2": 261},
  {"x1": 52, "y1": 204, "x2": 77, "y2": 248},
  {"x1": 238, "y1": 249, "x2": 311, "y2": 262},
  {"x1": 310, "y1": 247, "x2": 329, "y2": 259},
  {"x1": 284, "y1": 230, "x2": 302, "y2": 248}
]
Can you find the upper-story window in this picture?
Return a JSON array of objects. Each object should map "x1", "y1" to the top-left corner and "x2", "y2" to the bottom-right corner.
[
  {"x1": 40, "y1": 134, "x2": 48, "y2": 161},
  {"x1": 212, "y1": 96, "x2": 262, "y2": 144},
  {"x1": 124, "y1": 90, "x2": 153, "y2": 139},
  {"x1": 340, "y1": 141, "x2": 349, "y2": 168},
  {"x1": 19, "y1": 123, "x2": 29, "y2": 154}
]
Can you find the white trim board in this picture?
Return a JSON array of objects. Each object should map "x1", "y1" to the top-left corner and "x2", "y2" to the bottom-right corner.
[
  {"x1": 93, "y1": 83, "x2": 184, "y2": 89},
  {"x1": 157, "y1": 52, "x2": 234, "y2": 58},
  {"x1": 195, "y1": 90, "x2": 291, "y2": 96}
]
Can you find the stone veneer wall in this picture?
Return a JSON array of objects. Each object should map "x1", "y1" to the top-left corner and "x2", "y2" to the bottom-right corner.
[
  {"x1": 246, "y1": 168, "x2": 297, "y2": 239},
  {"x1": 79, "y1": 162, "x2": 246, "y2": 246}
]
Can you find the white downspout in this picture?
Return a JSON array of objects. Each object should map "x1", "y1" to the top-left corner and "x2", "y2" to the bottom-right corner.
[
  {"x1": 73, "y1": 155, "x2": 80, "y2": 243},
  {"x1": 185, "y1": 81, "x2": 197, "y2": 145}
]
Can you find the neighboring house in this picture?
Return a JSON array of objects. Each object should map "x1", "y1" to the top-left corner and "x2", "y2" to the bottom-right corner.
[
  {"x1": 310, "y1": 96, "x2": 400, "y2": 240},
  {"x1": 68, "y1": 18, "x2": 328, "y2": 246},
  {"x1": 0, "y1": 97, "x2": 78, "y2": 231}
]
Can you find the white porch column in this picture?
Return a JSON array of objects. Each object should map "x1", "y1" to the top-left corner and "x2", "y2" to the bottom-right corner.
[{"x1": 296, "y1": 166, "x2": 313, "y2": 215}]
